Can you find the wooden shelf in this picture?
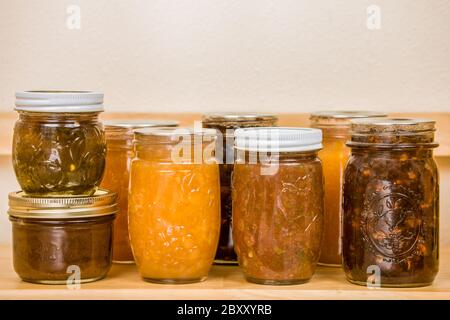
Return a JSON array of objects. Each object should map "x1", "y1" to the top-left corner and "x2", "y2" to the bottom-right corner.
[{"x1": 0, "y1": 245, "x2": 449, "y2": 300}]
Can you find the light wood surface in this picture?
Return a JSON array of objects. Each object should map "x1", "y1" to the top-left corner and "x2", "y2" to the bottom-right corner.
[
  {"x1": 1, "y1": 112, "x2": 449, "y2": 156},
  {"x1": 0, "y1": 245, "x2": 449, "y2": 300}
]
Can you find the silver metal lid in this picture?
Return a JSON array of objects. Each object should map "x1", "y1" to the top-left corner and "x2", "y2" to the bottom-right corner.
[
  {"x1": 202, "y1": 112, "x2": 278, "y2": 123},
  {"x1": 310, "y1": 111, "x2": 388, "y2": 119},
  {"x1": 134, "y1": 127, "x2": 218, "y2": 138},
  {"x1": 8, "y1": 189, "x2": 118, "y2": 219},
  {"x1": 104, "y1": 119, "x2": 179, "y2": 129}
]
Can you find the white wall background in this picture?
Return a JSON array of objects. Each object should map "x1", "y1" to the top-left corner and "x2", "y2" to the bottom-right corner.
[{"x1": 0, "y1": 0, "x2": 450, "y2": 113}]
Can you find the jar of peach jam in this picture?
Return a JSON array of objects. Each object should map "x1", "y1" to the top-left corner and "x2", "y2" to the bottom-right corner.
[
  {"x1": 128, "y1": 127, "x2": 221, "y2": 284},
  {"x1": 310, "y1": 111, "x2": 387, "y2": 266},
  {"x1": 101, "y1": 120, "x2": 179, "y2": 264}
]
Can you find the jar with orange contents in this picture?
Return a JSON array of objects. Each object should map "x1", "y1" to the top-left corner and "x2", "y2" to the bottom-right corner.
[
  {"x1": 101, "y1": 120, "x2": 179, "y2": 264},
  {"x1": 310, "y1": 111, "x2": 387, "y2": 266},
  {"x1": 128, "y1": 127, "x2": 221, "y2": 284}
]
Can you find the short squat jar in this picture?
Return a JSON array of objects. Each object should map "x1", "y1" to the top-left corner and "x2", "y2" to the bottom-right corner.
[
  {"x1": 128, "y1": 127, "x2": 221, "y2": 284},
  {"x1": 101, "y1": 120, "x2": 179, "y2": 264},
  {"x1": 232, "y1": 127, "x2": 324, "y2": 285},
  {"x1": 8, "y1": 189, "x2": 117, "y2": 284},
  {"x1": 13, "y1": 91, "x2": 107, "y2": 196},
  {"x1": 343, "y1": 118, "x2": 439, "y2": 287},
  {"x1": 310, "y1": 111, "x2": 387, "y2": 267},
  {"x1": 202, "y1": 113, "x2": 278, "y2": 265}
]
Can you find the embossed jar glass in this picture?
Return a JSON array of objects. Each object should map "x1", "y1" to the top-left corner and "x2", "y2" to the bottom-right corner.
[
  {"x1": 13, "y1": 91, "x2": 106, "y2": 196},
  {"x1": 202, "y1": 113, "x2": 278, "y2": 265},
  {"x1": 342, "y1": 118, "x2": 439, "y2": 287}
]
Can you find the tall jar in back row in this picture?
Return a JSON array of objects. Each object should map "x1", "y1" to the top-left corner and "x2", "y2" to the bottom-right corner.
[
  {"x1": 202, "y1": 113, "x2": 278, "y2": 264},
  {"x1": 310, "y1": 111, "x2": 387, "y2": 266},
  {"x1": 101, "y1": 120, "x2": 179, "y2": 263}
]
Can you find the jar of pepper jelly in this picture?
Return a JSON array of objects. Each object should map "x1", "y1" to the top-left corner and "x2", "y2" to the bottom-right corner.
[
  {"x1": 13, "y1": 91, "x2": 106, "y2": 196},
  {"x1": 202, "y1": 113, "x2": 278, "y2": 265},
  {"x1": 101, "y1": 120, "x2": 179, "y2": 264},
  {"x1": 343, "y1": 118, "x2": 439, "y2": 287},
  {"x1": 128, "y1": 127, "x2": 220, "y2": 284},
  {"x1": 310, "y1": 111, "x2": 387, "y2": 266},
  {"x1": 233, "y1": 127, "x2": 324, "y2": 285}
]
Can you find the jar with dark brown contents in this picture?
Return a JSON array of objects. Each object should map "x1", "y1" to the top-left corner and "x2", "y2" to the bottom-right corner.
[
  {"x1": 102, "y1": 120, "x2": 179, "y2": 264},
  {"x1": 233, "y1": 128, "x2": 324, "y2": 285},
  {"x1": 8, "y1": 189, "x2": 117, "y2": 284},
  {"x1": 13, "y1": 91, "x2": 106, "y2": 196},
  {"x1": 310, "y1": 111, "x2": 387, "y2": 267},
  {"x1": 343, "y1": 118, "x2": 439, "y2": 287},
  {"x1": 202, "y1": 113, "x2": 278, "y2": 265}
]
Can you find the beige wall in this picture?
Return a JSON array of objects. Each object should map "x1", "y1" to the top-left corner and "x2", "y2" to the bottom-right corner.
[{"x1": 0, "y1": 0, "x2": 449, "y2": 113}]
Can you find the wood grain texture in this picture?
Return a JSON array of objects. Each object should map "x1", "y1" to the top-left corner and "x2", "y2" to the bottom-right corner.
[
  {"x1": 1, "y1": 112, "x2": 449, "y2": 156},
  {"x1": 0, "y1": 245, "x2": 449, "y2": 300}
]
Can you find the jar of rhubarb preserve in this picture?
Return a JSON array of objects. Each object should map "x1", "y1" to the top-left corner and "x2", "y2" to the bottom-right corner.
[
  {"x1": 101, "y1": 120, "x2": 179, "y2": 264},
  {"x1": 8, "y1": 189, "x2": 117, "y2": 284},
  {"x1": 13, "y1": 91, "x2": 106, "y2": 196},
  {"x1": 343, "y1": 118, "x2": 439, "y2": 287},
  {"x1": 202, "y1": 113, "x2": 278, "y2": 265},
  {"x1": 310, "y1": 111, "x2": 387, "y2": 266},
  {"x1": 233, "y1": 127, "x2": 324, "y2": 285},
  {"x1": 128, "y1": 127, "x2": 221, "y2": 284}
]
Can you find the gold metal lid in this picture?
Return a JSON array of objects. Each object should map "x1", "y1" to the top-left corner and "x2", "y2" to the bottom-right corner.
[
  {"x1": 8, "y1": 189, "x2": 118, "y2": 219},
  {"x1": 350, "y1": 118, "x2": 436, "y2": 133}
]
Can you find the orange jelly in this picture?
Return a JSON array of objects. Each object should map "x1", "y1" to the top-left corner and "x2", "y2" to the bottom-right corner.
[
  {"x1": 101, "y1": 120, "x2": 178, "y2": 263},
  {"x1": 310, "y1": 111, "x2": 387, "y2": 266},
  {"x1": 128, "y1": 127, "x2": 220, "y2": 283}
]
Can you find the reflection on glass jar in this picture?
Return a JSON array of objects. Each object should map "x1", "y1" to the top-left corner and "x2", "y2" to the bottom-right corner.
[
  {"x1": 128, "y1": 127, "x2": 220, "y2": 284},
  {"x1": 232, "y1": 128, "x2": 324, "y2": 285},
  {"x1": 310, "y1": 111, "x2": 387, "y2": 267},
  {"x1": 12, "y1": 91, "x2": 106, "y2": 196},
  {"x1": 101, "y1": 120, "x2": 179, "y2": 264},
  {"x1": 8, "y1": 190, "x2": 117, "y2": 284},
  {"x1": 202, "y1": 113, "x2": 278, "y2": 265},
  {"x1": 343, "y1": 118, "x2": 439, "y2": 287}
]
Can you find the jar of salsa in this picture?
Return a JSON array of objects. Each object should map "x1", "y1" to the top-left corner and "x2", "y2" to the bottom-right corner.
[
  {"x1": 310, "y1": 111, "x2": 387, "y2": 266},
  {"x1": 8, "y1": 189, "x2": 117, "y2": 284},
  {"x1": 233, "y1": 127, "x2": 324, "y2": 285},
  {"x1": 343, "y1": 118, "x2": 439, "y2": 287},
  {"x1": 101, "y1": 120, "x2": 179, "y2": 264},
  {"x1": 202, "y1": 113, "x2": 278, "y2": 265},
  {"x1": 13, "y1": 91, "x2": 106, "y2": 196},
  {"x1": 128, "y1": 127, "x2": 220, "y2": 284}
]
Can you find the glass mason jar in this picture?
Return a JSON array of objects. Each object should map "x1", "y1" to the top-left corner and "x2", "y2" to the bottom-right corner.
[
  {"x1": 310, "y1": 111, "x2": 387, "y2": 266},
  {"x1": 343, "y1": 118, "x2": 439, "y2": 287},
  {"x1": 232, "y1": 127, "x2": 324, "y2": 285},
  {"x1": 202, "y1": 113, "x2": 278, "y2": 265},
  {"x1": 128, "y1": 127, "x2": 221, "y2": 284},
  {"x1": 8, "y1": 189, "x2": 117, "y2": 284},
  {"x1": 13, "y1": 91, "x2": 106, "y2": 196},
  {"x1": 101, "y1": 120, "x2": 179, "y2": 264}
]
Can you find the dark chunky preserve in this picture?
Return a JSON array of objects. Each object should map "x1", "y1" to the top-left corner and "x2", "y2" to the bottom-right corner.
[{"x1": 342, "y1": 118, "x2": 439, "y2": 287}]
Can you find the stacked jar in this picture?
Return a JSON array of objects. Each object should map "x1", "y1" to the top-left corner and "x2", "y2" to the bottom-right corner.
[
  {"x1": 100, "y1": 120, "x2": 179, "y2": 264},
  {"x1": 201, "y1": 113, "x2": 278, "y2": 264},
  {"x1": 310, "y1": 111, "x2": 387, "y2": 266},
  {"x1": 9, "y1": 91, "x2": 117, "y2": 284}
]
